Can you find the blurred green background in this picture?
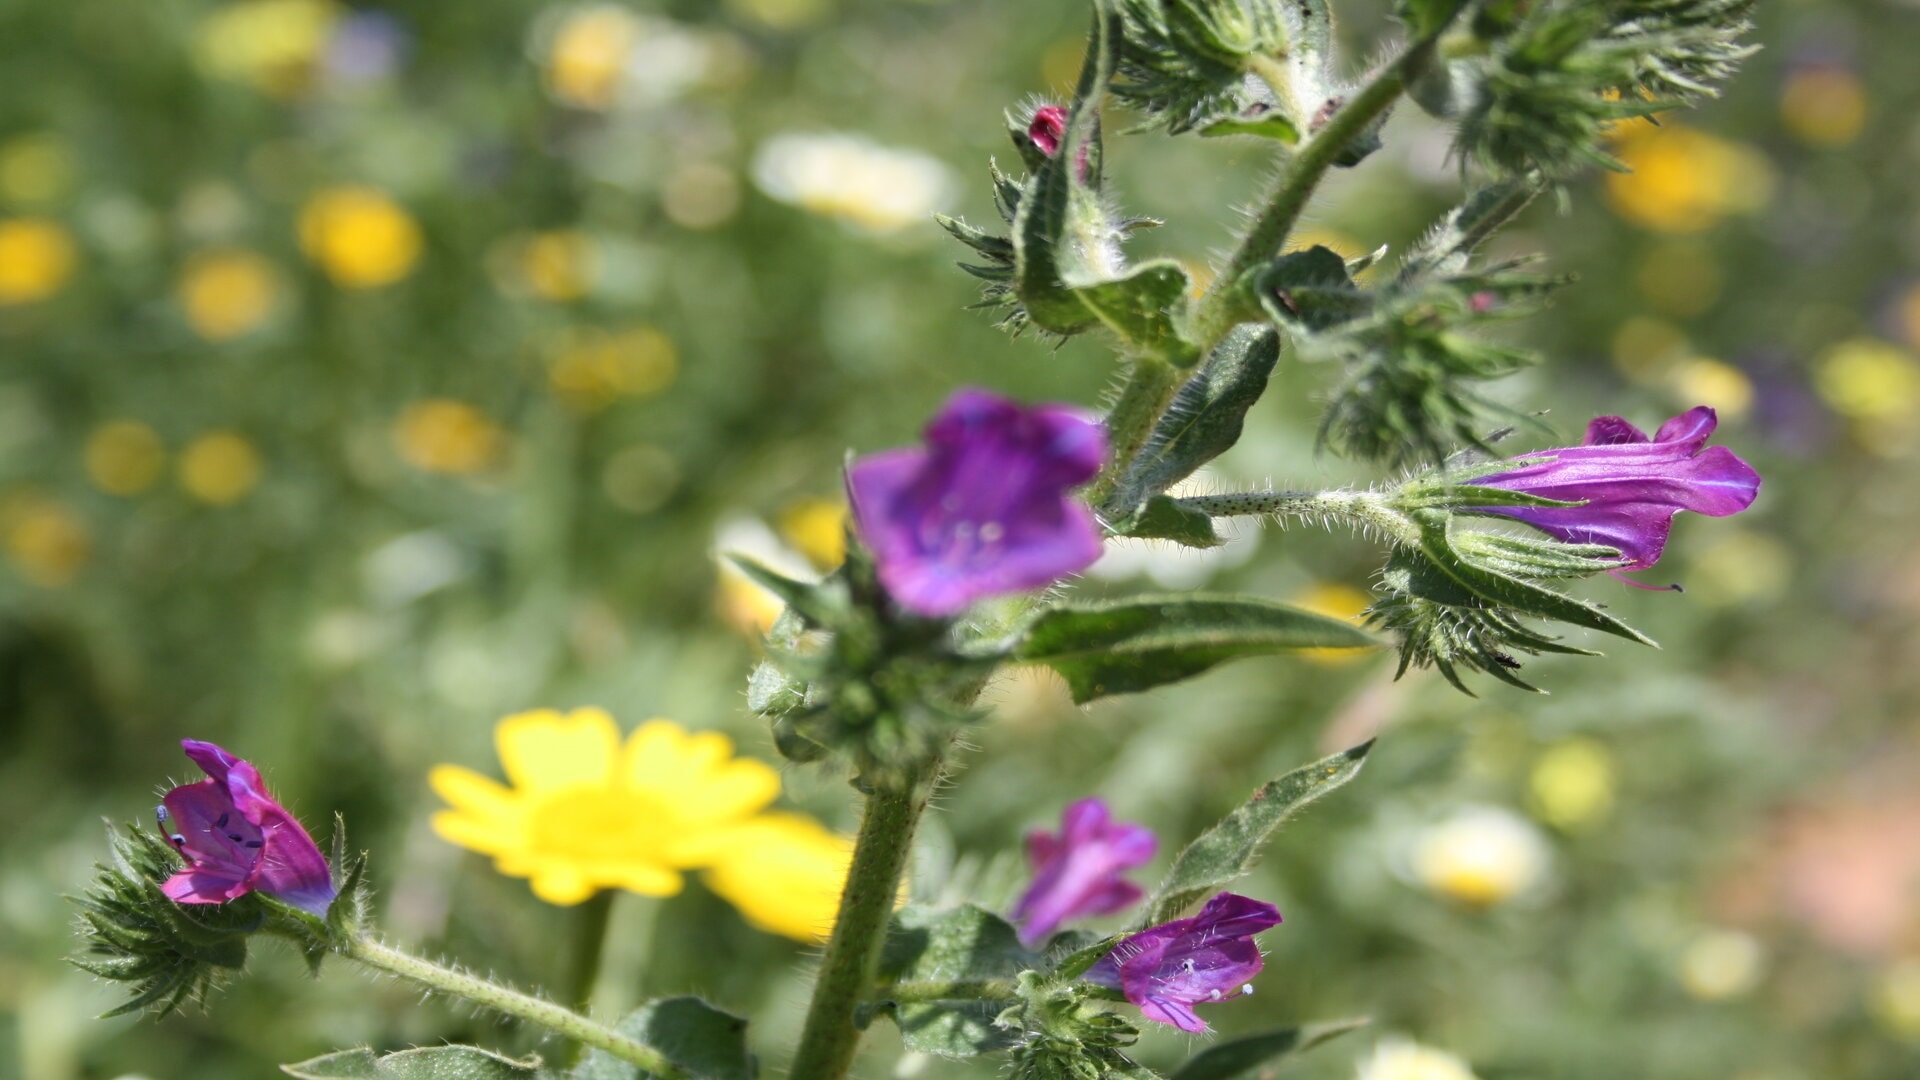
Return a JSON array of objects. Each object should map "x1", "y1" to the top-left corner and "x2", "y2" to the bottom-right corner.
[{"x1": 3, "y1": 0, "x2": 1918, "y2": 1077}]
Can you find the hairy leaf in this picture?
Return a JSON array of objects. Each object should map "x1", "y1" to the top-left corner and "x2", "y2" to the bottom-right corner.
[
  {"x1": 1170, "y1": 1019, "x2": 1370, "y2": 1080},
  {"x1": 573, "y1": 998, "x2": 752, "y2": 1080},
  {"x1": 282, "y1": 1046, "x2": 543, "y2": 1080}
]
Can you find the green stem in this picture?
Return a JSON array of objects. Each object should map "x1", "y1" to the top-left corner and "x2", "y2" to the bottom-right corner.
[
  {"x1": 566, "y1": 890, "x2": 616, "y2": 1010},
  {"x1": 1189, "y1": 38, "x2": 1444, "y2": 349},
  {"x1": 343, "y1": 934, "x2": 687, "y2": 1080},
  {"x1": 1178, "y1": 489, "x2": 1419, "y2": 544},
  {"x1": 789, "y1": 769, "x2": 933, "y2": 1080},
  {"x1": 1088, "y1": 356, "x2": 1180, "y2": 513},
  {"x1": 876, "y1": 979, "x2": 1020, "y2": 1005}
]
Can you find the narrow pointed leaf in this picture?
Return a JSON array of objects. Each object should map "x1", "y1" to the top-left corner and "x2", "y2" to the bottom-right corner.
[
  {"x1": 1171, "y1": 1019, "x2": 1370, "y2": 1080},
  {"x1": 1107, "y1": 326, "x2": 1280, "y2": 517}
]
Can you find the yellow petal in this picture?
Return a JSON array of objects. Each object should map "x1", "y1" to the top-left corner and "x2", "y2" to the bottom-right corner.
[
  {"x1": 700, "y1": 813, "x2": 858, "y2": 942},
  {"x1": 428, "y1": 764, "x2": 520, "y2": 822},
  {"x1": 527, "y1": 865, "x2": 598, "y2": 906},
  {"x1": 605, "y1": 864, "x2": 684, "y2": 897},
  {"x1": 497, "y1": 707, "x2": 619, "y2": 791},
  {"x1": 431, "y1": 810, "x2": 521, "y2": 857},
  {"x1": 623, "y1": 720, "x2": 781, "y2": 824}
]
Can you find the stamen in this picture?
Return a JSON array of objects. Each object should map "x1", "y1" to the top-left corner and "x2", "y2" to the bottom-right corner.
[{"x1": 169, "y1": 834, "x2": 187, "y2": 847}]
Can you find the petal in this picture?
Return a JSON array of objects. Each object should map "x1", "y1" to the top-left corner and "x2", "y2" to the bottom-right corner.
[
  {"x1": 700, "y1": 813, "x2": 857, "y2": 942},
  {"x1": 1138, "y1": 995, "x2": 1208, "y2": 1033},
  {"x1": 1078, "y1": 878, "x2": 1145, "y2": 918},
  {"x1": 431, "y1": 809, "x2": 522, "y2": 856},
  {"x1": 161, "y1": 778, "x2": 255, "y2": 877},
  {"x1": 1025, "y1": 828, "x2": 1063, "y2": 869},
  {"x1": 1652, "y1": 405, "x2": 1718, "y2": 446},
  {"x1": 162, "y1": 867, "x2": 250, "y2": 905},
  {"x1": 1582, "y1": 416, "x2": 1650, "y2": 446},
  {"x1": 1059, "y1": 799, "x2": 1113, "y2": 844},
  {"x1": 428, "y1": 764, "x2": 521, "y2": 825},
  {"x1": 527, "y1": 865, "x2": 599, "y2": 906},
  {"x1": 1103, "y1": 823, "x2": 1158, "y2": 867},
  {"x1": 1189, "y1": 892, "x2": 1283, "y2": 937},
  {"x1": 497, "y1": 707, "x2": 619, "y2": 792},
  {"x1": 623, "y1": 720, "x2": 781, "y2": 823},
  {"x1": 847, "y1": 448, "x2": 933, "y2": 569},
  {"x1": 180, "y1": 739, "x2": 242, "y2": 784}
]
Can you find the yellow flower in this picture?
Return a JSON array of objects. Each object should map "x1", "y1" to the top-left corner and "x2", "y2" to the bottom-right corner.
[
  {"x1": 1815, "y1": 338, "x2": 1920, "y2": 421},
  {"x1": 777, "y1": 498, "x2": 847, "y2": 572},
  {"x1": 428, "y1": 710, "x2": 781, "y2": 906},
  {"x1": 297, "y1": 186, "x2": 422, "y2": 289},
  {"x1": 1528, "y1": 738, "x2": 1615, "y2": 831},
  {"x1": 0, "y1": 134, "x2": 76, "y2": 205},
  {"x1": 1355, "y1": 1038, "x2": 1479, "y2": 1080},
  {"x1": 178, "y1": 249, "x2": 280, "y2": 340},
  {"x1": 547, "y1": 327, "x2": 677, "y2": 413},
  {"x1": 393, "y1": 399, "x2": 503, "y2": 475},
  {"x1": 196, "y1": 0, "x2": 339, "y2": 98},
  {"x1": 701, "y1": 813, "x2": 854, "y2": 942},
  {"x1": 544, "y1": 6, "x2": 640, "y2": 110},
  {"x1": 1873, "y1": 959, "x2": 1920, "y2": 1040},
  {"x1": 179, "y1": 431, "x2": 264, "y2": 505},
  {"x1": 0, "y1": 217, "x2": 78, "y2": 306},
  {"x1": 1781, "y1": 67, "x2": 1866, "y2": 148},
  {"x1": 1605, "y1": 124, "x2": 1773, "y2": 234},
  {"x1": 1679, "y1": 929, "x2": 1765, "y2": 1001},
  {"x1": 1669, "y1": 357, "x2": 1753, "y2": 420},
  {"x1": 1290, "y1": 582, "x2": 1374, "y2": 665},
  {"x1": 2, "y1": 492, "x2": 90, "y2": 587},
  {"x1": 1410, "y1": 806, "x2": 1550, "y2": 908},
  {"x1": 85, "y1": 421, "x2": 167, "y2": 496},
  {"x1": 514, "y1": 230, "x2": 596, "y2": 302}
]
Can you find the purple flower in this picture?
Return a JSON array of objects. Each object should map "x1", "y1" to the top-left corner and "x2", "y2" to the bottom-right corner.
[
  {"x1": 158, "y1": 740, "x2": 336, "y2": 916},
  {"x1": 1469, "y1": 406, "x2": 1761, "y2": 582},
  {"x1": 1086, "y1": 892, "x2": 1281, "y2": 1033},
  {"x1": 1028, "y1": 106, "x2": 1067, "y2": 157},
  {"x1": 1012, "y1": 798, "x2": 1156, "y2": 948},
  {"x1": 847, "y1": 388, "x2": 1107, "y2": 617}
]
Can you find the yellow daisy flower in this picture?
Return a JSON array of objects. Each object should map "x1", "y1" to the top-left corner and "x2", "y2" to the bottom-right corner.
[
  {"x1": 429, "y1": 709, "x2": 782, "y2": 906},
  {"x1": 700, "y1": 813, "x2": 854, "y2": 943}
]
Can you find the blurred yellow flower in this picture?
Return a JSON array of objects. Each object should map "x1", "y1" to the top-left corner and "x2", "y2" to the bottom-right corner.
[
  {"x1": 1669, "y1": 357, "x2": 1753, "y2": 420},
  {"x1": 178, "y1": 249, "x2": 280, "y2": 340},
  {"x1": 1679, "y1": 929, "x2": 1765, "y2": 1001},
  {"x1": 1355, "y1": 1037, "x2": 1479, "y2": 1080},
  {"x1": 0, "y1": 134, "x2": 76, "y2": 205},
  {"x1": 1528, "y1": 738, "x2": 1615, "y2": 832},
  {"x1": 547, "y1": 327, "x2": 677, "y2": 413},
  {"x1": 394, "y1": 400, "x2": 503, "y2": 475},
  {"x1": 544, "y1": 6, "x2": 639, "y2": 110},
  {"x1": 2, "y1": 492, "x2": 90, "y2": 587},
  {"x1": 701, "y1": 813, "x2": 853, "y2": 942},
  {"x1": 662, "y1": 162, "x2": 743, "y2": 230},
  {"x1": 297, "y1": 186, "x2": 422, "y2": 289},
  {"x1": 724, "y1": 0, "x2": 829, "y2": 31},
  {"x1": 196, "y1": 0, "x2": 339, "y2": 97},
  {"x1": 1685, "y1": 528, "x2": 1792, "y2": 607},
  {"x1": 1814, "y1": 338, "x2": 1920, "y2": 422},
  {"x1": 516, "y1": 229, "x2": 596, "y2": 302},
  {"x1": 85, "y1": 421, "x2": 167, "y2": 496},
  {"x1": 429, "y1": 709, "x2": 795, "y2": 914},
  {"x1": 1410, "y1": 805, "x2": 1550, "y2": 908},
  {"x1": 1781, "y1": 67, "x2": 1866, "y2": 148},
  {"x1": 1290, "y1": 582, "x2": 1374, "y2": 665},
  {"x1": 1605, "y1": 124, "x2": 1773, "y2": 234},
  {"x1": 714, "y1": 516, "x2": 815, "y2": 638},
  {"x1": 0, "y1": 217, "x2": 77, "y2": 306},
  {"x1": 777, "y1": 498, "x2": 847, "y2": 572},
  {"x1": 179, "y1": 431, "x2": 264, "y2": 505},
  {"x1": 1873, "y1": 959, "x2": 1920, "y2": 1040}
]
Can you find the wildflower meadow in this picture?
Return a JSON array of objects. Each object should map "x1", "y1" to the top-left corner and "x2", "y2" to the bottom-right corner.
[{"x1": 5, "y1": 1, "x2": 1920, "y2": 1079}]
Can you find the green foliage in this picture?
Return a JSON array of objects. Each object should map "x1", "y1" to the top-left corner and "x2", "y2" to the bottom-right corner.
[
  {"x1": 1111, "y1": 0, "x2": 1338, "y2": 145},
  {"x1": 1012, "y1": 595, "x2": 1381, "y2": 703},
  {"x1": 874, "y1": 905, "x2": 1042, "y2": 1056},
  {"x1": 1105, "y1": 326, "x2": 1280, "y2": 521},
  {"x1": 282, "y1": 1046, "x2": 544, "y2": 1080},
  {"x1": 1146, "y1": 743, "x2": 1374, "y2": 923},
  {"x1": 572, "y1": 999, "x2": 754, "y2": 1080},
  {"x1": 1108, "y1": 495, "x2": 1223, "y2": 549},
  {"x1": 1007, "y1": 971, "x2": 1153, "y2": 1080},
  {"x1": 1168, "y1": 1019, "x2": 1369, "y2": 1080}
]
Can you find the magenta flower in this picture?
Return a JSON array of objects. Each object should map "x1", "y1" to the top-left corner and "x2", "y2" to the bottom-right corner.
[
  {"x1": 1086, "y1": 892, "x2": 1282, "y2": 1033},
  {"x1": 1469, "y1": 406, "x2": 1761, "y2": 581},
  {"x1": 1012, "y1": 798, "x2": 1156, "y2": 948},
  {"x1": 847, "y1": 388, "x2": 1107, "y2": 617},
  {"x1": 158, "y1": 740, "x2": 336, "y2": 916},
  {"x1": 1028, "y1": 105, "x2": 1067, "y2": 157}
]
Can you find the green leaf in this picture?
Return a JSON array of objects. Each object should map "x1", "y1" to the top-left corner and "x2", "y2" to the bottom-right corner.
[
  {"x1": 876, "y1": 905, "x2": 1039, "y2": 1057},
  {"x1": 1107, "y1": 325, "x2": 1280, "y2": 517},
  {"x1": 282, "y1": 1046, "x2": 544, "y2": 1080},
  {"x1": 1014, "y1": 595, "x2": 1380, "y2": 704},
  {"x1": 723, "y1": 555, "x2": 840, "y2": 628},
  {"x1": 1110, "y1": 495, "x2": 1222, "y2": 549},
  {"x1": 1069, "y1": 260, "x2": 1199, "y2": 365},
  {"x1": 1170, "y1": 1019, "x2": 1370, "y2": 1080},
  {"x1": 573, "y1": 998, "x2": 752, "y2": 1080},
  {"x1": 1253, "y1": 247, "x2": 1371, "y2": 333},
  {"x1": 1147, "y1": 743, "x2": 1375, "y2": 923},
  {"x1": 1199, "y1": 109, "x2": 1300, "y2": 143}
]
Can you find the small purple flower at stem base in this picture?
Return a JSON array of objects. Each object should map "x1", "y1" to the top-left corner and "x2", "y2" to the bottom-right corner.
[
  {"x1": 1086, "y1": 892, "x2": 1282, "y2": 1034},
  {"x1": 159, "y1": 739, "x2": 337, "y2": 916},
  {"x1": 847, "y1": 388, "x2": 1107, "y2": 617},
  {"x1": 1468, "y1": 406, "x2": 1761, "y2": 587},
  {"x1": 1012, "y1": 798, "x2": 1156, "y2": 948}
]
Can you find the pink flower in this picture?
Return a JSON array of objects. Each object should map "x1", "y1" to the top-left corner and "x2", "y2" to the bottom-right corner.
[
  {"x1": 1085, "y1": 892, "x2": 1281, "y2": 1033},
  {"x1": 158, "y1": 740, "x2": 336, "y2": 916},
  {"x1": 1012, "y1": 799, "x2": 1156, "y2": 948}
]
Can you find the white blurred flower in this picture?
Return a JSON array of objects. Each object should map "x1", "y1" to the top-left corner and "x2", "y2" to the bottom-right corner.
[
  {"x1": 537, "y1": 6, "x2": 717, "y2": 111},
  {"x1": 1679, "y1": 928, "x2": 1766, "y2": 1001},
  {"x1": 1408, "y1": 805, "x2": 1551, "y2": 908},
  {"x1": 751, "y1": 133, "x2": 952, "y2": 234},
  {"x1": 362, "y1": 530, "x2": 474, "y2": 607},
  {"x1": 1356, "y1": 1037, "x2": 1479, "y2": 1080}
]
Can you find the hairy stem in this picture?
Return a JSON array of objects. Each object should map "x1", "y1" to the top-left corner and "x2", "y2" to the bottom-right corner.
[
  {"x1": 343, "y1": 934, "x2": 688, "y2": 1080},
  {"x1": 1088, "y1": 355, "x2": 1180, "y2": 512},
  {"x1": 789, "y1": 768, "x2": 934, "y2": 1080},
  {"x1": 876, "y1": 979, "x2": 1021, "y2": 1005},
  {"x1": 1179, "y1": 488, "x2": 1419, "y2": 544},
  {"x1": 1190, "y1": 36, "x2": 1451, "y2": 349}
]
